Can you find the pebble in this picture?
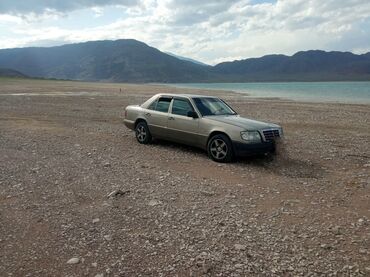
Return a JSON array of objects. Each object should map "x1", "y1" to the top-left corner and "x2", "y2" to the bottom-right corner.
[
  {"x1": 200, "y1": 190, "x2": 215, "y2": 196},
  {"x1": 234, "y1": 244, "x2": 246, "y2": 251},
  {"x1": 332, "y1": 226, "x2": 341, "y2": 235},
  {"x1": 359, "y1": 248, "x2": 367, "y2": 254},
  {"x1": 107, "y1": 189, "x2": 130, "y2": 198},
  {"x1": 320, "y1": 244, "x2": 330, "y2": 249},
  {"x1": 92, "y1": 218, "x2": 100, "y2": 224},
  {"x1": 148, "y1": 200, "x2": 161, "y2": 206},
  {"x1": 67, "y1": 257, "x2": 80, "y2": 264}
]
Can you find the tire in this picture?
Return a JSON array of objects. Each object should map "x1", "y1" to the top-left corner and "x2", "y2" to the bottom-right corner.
[
  {"x1": 207, "y1": 134, "x2": 233, "y2": 163},
  {"x1": 135, "y1": 121, "x2": 152, "y2": 144}
]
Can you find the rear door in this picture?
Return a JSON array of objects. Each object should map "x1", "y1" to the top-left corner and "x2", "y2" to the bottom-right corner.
[
  {"x1": 167, "y1": 97, "x2": 200, "y2": 145},
  {"x1": 145, "y1": 96, "x2": 172, "y2": 138}
]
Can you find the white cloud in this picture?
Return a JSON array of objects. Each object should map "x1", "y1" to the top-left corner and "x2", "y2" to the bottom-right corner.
[
  {"x1": 91, "y1": 7, "x2": 104, "y2": 17},
  {"x1": 0, "y1": 0, "x2": 370, "y2": 64},
  {"x1": 0, "y1": 14, "x2": 23, "y2": 24}
]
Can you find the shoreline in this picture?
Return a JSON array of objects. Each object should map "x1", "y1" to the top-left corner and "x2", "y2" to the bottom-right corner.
[
  {"x1": 164, "y1": 81, "x2": 370, "y2": 105},
  {"x1": 1, "y1": 78, "x2": 370, "y2": 107}
]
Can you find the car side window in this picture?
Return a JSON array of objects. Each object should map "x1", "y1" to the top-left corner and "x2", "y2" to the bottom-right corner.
[
  {"x1": 148, "y1": 99, "x2": 157, "y2": 110},
  {"x1": 155, "y1": 97, "x2": 172, "y2": 113},
  {"x1": 172, "y1": 98, "x2": 194, "y2": 116}
]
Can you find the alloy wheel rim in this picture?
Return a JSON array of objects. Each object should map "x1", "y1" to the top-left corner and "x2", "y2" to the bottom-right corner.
[
  {"x1": 210, "y1": 139, "x2": 228, "y2": 160},
  {"x1": 136, "y1": 125, "x2": 146, "y2": 142}
]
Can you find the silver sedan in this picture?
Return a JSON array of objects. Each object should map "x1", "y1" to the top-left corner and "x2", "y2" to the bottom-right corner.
[{"x1": 124, "y1": 93, "x2": 283, "y2": 162}]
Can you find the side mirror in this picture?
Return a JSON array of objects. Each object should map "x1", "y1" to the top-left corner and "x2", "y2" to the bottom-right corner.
[{"x1": 187, "y1": 111, "x2": 198, "y2": 118}]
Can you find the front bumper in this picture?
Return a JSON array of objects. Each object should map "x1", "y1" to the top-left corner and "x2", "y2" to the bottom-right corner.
[{"x1": 232, "y1": 140, "x2": 275, "y2": 157}]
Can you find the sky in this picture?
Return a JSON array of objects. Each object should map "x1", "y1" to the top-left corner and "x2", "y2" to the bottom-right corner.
[{"x1": 0, "y1": 0, "x2": 369, "y2": 65}]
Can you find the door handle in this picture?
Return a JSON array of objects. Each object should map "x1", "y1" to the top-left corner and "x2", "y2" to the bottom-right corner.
[
  {"x1": 145, "y1": 112, "x2": 151, "y2": 117},
  {"x1": 168, "y1": 117, "x2": 175, "y2": 120}
]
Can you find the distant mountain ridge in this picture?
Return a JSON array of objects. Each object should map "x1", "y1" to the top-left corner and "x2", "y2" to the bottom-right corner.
[
  {"x1": 0, "y1": 39, "x2": 213, "y2": 82},
  {"x1": 0, "y1": 39, "x2": 369, "y2": 82},
  {"x1": 165, "y1": 52, "x2": 210, "y2": 67},
  {"x1": 213, "y1": 50, "x2": 370, "y2": 81},
  {"x1": 0, "y1": 68, "x2": 28, "y2": 78}
]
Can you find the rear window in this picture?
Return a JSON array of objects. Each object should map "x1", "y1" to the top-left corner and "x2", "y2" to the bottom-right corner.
[
  {"x1": 156, "y1": 97, "x2": 172, "y2": 113},
  {"x1": 148, "y1": 99, "x2": 157, "y2": 110}
]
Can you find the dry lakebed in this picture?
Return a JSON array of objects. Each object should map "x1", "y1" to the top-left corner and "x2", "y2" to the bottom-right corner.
[{"x1": 0, "y1": 78, "x2": 369, "y2": 276}]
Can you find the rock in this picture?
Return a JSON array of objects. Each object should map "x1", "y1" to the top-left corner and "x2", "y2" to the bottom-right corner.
[
  {"x1": 320, "y1": 243, "x2": 333, "y2": 249},
  {"x1": 92, "y1": 218, "x2": 100, "y2": 224},
  {"x1": 92, "y1": 262, "x2": 98, "y2": 267},
  {"x1": 234, "y1": 244, "x2": 246, "y2": 251},
  {"x1": 95, "y1": 274, "x2": 104, "y2": 277},
  {"x1": 104, "y1": 235, "x2": 112, "y2": 241},
  {"x1": 202, "y1": 264, "x2": 212, "y2": 274},
  {"x1": 67, "y1": 257, "x2": 80, "y2": 264},
  {"x1": 363, "y1": 163, "x2": 370, "y2": 168},
  {"x1": 359, "y1": 248, "x2": 367, "y2": 254},
  {"x1": 332, "y1": 226, "x2": 341, "y2": 235},
  {"x1": 148, "y1": 200, "x2": 161, "y2": 206},
  {"x1": 200, "y1": 190, "x2": 215, "y2": 196},
  {"x1": 107, "y1": 189, "x2": 130, "y2": 198},
  {"x1": 103, "y1": 162, "x2": 111, "y2": 167}
]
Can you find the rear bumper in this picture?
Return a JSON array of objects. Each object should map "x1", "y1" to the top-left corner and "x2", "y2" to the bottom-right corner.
[
  {"x1": 232, "y1": 140, "x2": 275, "y2": 157},
  {"x1": 123, "y1": 119, "x2": 135, "y2": 130}
]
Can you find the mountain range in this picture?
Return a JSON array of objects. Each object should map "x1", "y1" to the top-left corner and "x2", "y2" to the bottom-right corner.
[
  {"x1": 0, "y1": 39, "x2": 369, "y2": 82},
  {"x1": 0, "y1": 68, "x2": 28, "y2": 78}
]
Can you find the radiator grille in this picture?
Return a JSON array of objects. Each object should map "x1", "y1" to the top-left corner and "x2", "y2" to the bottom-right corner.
[{"x1": 262, "y1": 129, "x2": 280, "y2": 141}]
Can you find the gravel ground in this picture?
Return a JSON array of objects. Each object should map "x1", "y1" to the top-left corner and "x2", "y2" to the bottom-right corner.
[{"x1": 0, "y1": 79, "x2": 369, "y2": 276}]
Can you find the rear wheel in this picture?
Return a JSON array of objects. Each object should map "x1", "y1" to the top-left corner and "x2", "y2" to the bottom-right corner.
[
  {"x1": 135, "y1": 121, "x2": 152, "y2": 144},
  {"x1": 207, "y1": 134, "x2": 233, "y2": 163}
]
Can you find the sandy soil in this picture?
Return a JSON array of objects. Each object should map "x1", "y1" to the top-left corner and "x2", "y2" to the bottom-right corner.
[{"x1": 0, "y1": 78, "x2": 369, "y2": 276}]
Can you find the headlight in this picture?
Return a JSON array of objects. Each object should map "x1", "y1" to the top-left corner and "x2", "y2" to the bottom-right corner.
[{"x1": 240, "y1": 131, "x2": 261, "y2": 143}]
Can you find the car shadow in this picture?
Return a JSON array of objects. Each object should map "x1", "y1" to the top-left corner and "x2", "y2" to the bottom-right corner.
[
  {"x1": 151, "y1": 139, "x2": 325, "y2": 179},
  {"x1": 151, "y1": 139, "x2": 206, "y2": 156},
  {"x1": 235, "y1": 154, "x2": 325, "y2": 179}
]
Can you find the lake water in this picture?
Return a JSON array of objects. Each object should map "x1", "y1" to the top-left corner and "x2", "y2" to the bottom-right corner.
[{"x1": 168, "y1": 82, "x2": 370, "y2": 104}]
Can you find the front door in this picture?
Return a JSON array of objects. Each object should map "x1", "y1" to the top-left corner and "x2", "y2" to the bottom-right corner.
[{"x1": 167, "y1": 98, "x2": 200, "y2": 145}]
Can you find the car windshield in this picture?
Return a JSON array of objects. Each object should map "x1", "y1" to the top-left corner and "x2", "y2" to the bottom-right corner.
[{"x1": 192, "y1": 97, "x2": 236, "y2": 116}]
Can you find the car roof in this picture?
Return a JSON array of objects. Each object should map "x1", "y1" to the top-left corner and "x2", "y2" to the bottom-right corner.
[{"x1": 154, "y1": 93, "x2": 218, "y2": 99}]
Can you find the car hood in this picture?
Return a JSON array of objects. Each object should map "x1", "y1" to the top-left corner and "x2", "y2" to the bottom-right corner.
[{"x1": 206, "y1": 115, "x2": 280, "y2": 130}]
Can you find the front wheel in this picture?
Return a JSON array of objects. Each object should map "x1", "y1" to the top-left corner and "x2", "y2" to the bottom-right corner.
[
  {"x1": 207, "y1": 134, "x2": 233, "y2": 163},
  {"x1": 135, "y1": 122, "x2": 152, "y2": 144}
]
